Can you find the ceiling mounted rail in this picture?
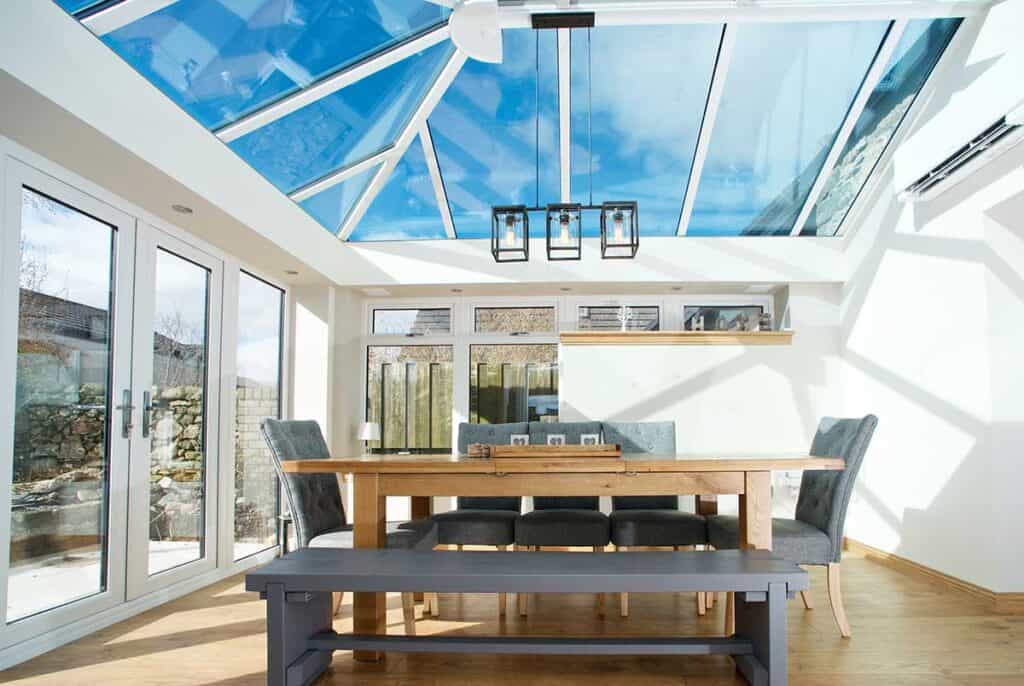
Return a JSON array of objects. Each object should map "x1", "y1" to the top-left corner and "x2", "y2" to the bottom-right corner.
[{"x1": 81, "y1": 0, "x2": 178, "y2": 35}]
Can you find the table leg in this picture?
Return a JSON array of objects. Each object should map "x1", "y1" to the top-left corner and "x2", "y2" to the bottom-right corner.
[
  {"x1": 731, "y1": 471, "x2": 772, "y2": 636},
  {"x1": 353, "y1": 473, "x2": 386, "y2": 662},
  {"x1": 695, "y1": 494, "x2": 719, "y2": 516},
  {"x1": 410, "y1": 496, "x2": 432, "y2": 603}
]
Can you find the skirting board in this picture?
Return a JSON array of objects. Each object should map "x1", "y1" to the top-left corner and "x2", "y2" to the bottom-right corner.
[{"x1": 844, "y1": 537, "x2": 1023, "y2": 614}]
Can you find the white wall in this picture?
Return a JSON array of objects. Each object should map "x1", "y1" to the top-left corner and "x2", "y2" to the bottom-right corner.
[
  {"x1": 291, "y1": 287, "x2": 333, "y2": 436},
  {"x1": 839, "y1": 1, "x2": 1024, "y2": 593},
  {"x1": 560, "y1": 284, "x2": 844, "y2": 516}
]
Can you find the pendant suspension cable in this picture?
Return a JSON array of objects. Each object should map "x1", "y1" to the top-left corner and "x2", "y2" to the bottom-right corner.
[
  {"x1": 588, "y1": 27, "x2": 593, "y2": 207},
  {"x1": 536, "y1": 31, "x2": 541, "y2": 208}
]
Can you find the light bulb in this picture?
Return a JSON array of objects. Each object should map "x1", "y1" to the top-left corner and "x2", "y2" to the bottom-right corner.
[
  {"x1": 613, "y1": 211, "x2": 625, "y2": 242},
  {"x1": 559, "y1": 213, "x2": 571, "y2": 245},
  {"x1": 504, "y1": 214, "x2": 517, "y2": 246}
]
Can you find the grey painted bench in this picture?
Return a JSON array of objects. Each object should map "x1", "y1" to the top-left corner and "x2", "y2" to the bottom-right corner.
[{"x1": 246, "y1": 548, "x2": 808, "y2": 686}]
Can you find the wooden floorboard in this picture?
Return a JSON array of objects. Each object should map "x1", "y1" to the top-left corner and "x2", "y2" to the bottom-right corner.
[{"x1": 2, "y1": 552, "x2": 1021, "y2": 685}]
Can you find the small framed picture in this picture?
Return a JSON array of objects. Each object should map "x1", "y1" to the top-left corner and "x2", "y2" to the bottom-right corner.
[
  {"x1": 580, "y1": 433, "x2": 600, "y2": 446},
  {"x1": 546, "y1": 434, "x2": 566, "y2": 446},
  {"x1": 510, "y1": 434, "x2": 529, "y2": 446}
]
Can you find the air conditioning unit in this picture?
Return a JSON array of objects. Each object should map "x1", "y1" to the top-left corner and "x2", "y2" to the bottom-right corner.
[{"x1": 900, "y1": 101, "x2": 1024, "y2": 202}]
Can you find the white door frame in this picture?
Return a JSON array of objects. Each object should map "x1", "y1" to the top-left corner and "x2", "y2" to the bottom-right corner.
[
  {"x1": 0, "y1": 158, "x2": 136, "y2": 647},
  {"x1": 125, "y1": 226, "x2": 223, "y2": 600}
]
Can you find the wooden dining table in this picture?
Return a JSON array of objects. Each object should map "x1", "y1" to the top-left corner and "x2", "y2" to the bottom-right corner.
[{"x1": 280, "y1": 452, "x2": 844, "y2": 661}]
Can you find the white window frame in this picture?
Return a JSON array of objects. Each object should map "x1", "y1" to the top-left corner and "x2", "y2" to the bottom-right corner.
[{"x1": 568, "y1": 295, "x2": 669, "y2": 331}]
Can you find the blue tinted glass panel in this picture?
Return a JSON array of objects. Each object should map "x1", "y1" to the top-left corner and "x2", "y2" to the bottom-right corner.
[
  {"x1": 687, "y1": 21, "x2": 889, "y2": 236},
  {"x1": 300, "y1": 164, "x2": 377, "y2": 233},
  {"x1": 55, "y1": 0, "x2": 106, "y2": 13},
  {"x1": 430, "y1": 29, "x2": 558, "y2": 239},
  {"x1": 350, "y1": 137, "x2": 447, "y2": 241},
  {"x1": 571, "y1": 25, "x2": 721, "y2": 237},
  {"x1": 101, "y1": 0, "x2": 450, "y2": 130},
  {"x1": 802, "y1": 18, "x2": 961, "y2": 236},
  {"x1": 230, "y1": 40, "x2": 453, "y2": 193}
]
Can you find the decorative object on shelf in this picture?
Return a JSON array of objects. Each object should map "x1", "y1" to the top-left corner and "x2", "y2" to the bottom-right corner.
[
  {"x1": 358, "y1": 421, "x2": 380, "y2": 456},
  {"x1": 467, "y1": 443, "x2": 492, "y2": 458},
  {"x1": 616, "y1": 306, "x2": 636, "y2": 331},
  {"x1": 580, "y1": 433, "x2": 600, "y2": 446},
  {"x1": 601, "y1": 201, "x2": 639, "y2": 259},
  {"x1": 546, "y1": 203, "x2": 582, "y2": 260},
  {"x1": 759, "y1": 312, "x2": 773, "y2": 331},
  {"x1": 510, "y1": 434, "x2": 529, "y2": 446},
  {"x1": 546, "y1": 434, "x2": 567, "y2": 446},
  {"x1": 491, "y1": 206, "x2": 529, "y2": 262}
]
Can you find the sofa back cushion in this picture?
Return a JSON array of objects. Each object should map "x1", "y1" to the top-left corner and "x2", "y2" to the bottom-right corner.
[{"x1": 528, "y1": 421, "x2": 603, "y2": 445}]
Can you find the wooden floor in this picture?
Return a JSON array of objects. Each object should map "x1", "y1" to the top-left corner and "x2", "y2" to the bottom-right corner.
[{"x1": 2, "y1": 551, "x2": 1022, "y2": 685}]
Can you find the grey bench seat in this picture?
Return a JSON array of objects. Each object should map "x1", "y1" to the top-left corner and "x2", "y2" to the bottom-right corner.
[{"x1": 248, "y1": 548, "x2": 807, "y2": 686}]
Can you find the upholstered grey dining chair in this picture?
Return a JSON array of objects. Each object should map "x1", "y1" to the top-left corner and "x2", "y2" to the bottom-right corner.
[
  {"x1": 605, "y1": 421, "x2": 709, "y2": 617},
  {"x1": 417, "y1": 422, "x2": 523, "y2": 617},
  {"x1": 261, "y1": 418, "x2": 437, "y2": 634},
  {"x1": 514, "y1": 421, "x2": 610, "y2": 617},
  {"x1": 706, "y1": 415, "x2": 878, "y2": 637}
]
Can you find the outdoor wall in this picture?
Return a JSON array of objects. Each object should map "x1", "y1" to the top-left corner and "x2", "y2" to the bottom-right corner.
[
  {"x1": 559, "y1": 284, "x2": 844, "y2": 516},
  {"x1": 840, "y1": 2, "x2": 1024, "y2": 593}
]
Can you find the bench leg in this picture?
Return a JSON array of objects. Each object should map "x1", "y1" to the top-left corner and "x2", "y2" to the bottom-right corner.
[
  {"x1": 593, "y1": 546, "x2": 606, "y2": 618},
  {"x1": 733, "y1": 582, "x2": 787, "y2": 686},
  {"x1": 265, "y1": 583, "x2": 332, "y2": 686},
  {"x1": 401, "y1": 593, "x2": 416, "y2": 635}
]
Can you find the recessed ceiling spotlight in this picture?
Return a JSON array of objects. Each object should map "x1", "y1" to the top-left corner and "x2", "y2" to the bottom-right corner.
[
  {"x1": 560, "y1": 287, "x2": 572, "y2": 292},
  {"x1": 451, "y1": 288, "x2": 463, "y2": 293},
  {"x1": 671, "y1": 286, "x2": 683, "y2": 291},
  {"x1": 284, "y1": 269, "x2": 299, "y2": 276},
  {"x1": 171, "y1": 204, "x2": 193, "y2": 215}
]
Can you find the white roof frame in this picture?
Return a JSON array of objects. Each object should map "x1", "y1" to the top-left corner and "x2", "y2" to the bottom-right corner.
[
  {"x1": 338, "y1": 50, "x2": 469, "y2": 240},
  {"x1": 677, "y1": 24, "x2": 736, "y2": 236},
  {"x1": 215, "y1": 23, "x2": 451, "y2": 144},
  {"x1": 497, "y1": 0, "x2": 985, "y2": 27},
  {"x1": 789, "y1": 19, "x2": 909, "y2": 236},
  {"x1": 288, "y1": 146, "x2": 393, "y2": 203},
  {"x1": 419, "y1": 122, "x2": 458, "y2": 238},
  {"x1": 81, "y1": 0, "x2": 178, "y2": 35},
  {"x1": 558, "y1": 27, "x2": 571, "y2": 203}
]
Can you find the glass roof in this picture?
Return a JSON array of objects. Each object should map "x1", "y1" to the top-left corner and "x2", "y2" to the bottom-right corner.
[
  {"x1": 570, "y1": 24, "x2": 721, "y2": 237},
  {"x1": 57, "y1": 1, "x2": 961, "y2": 243},
  {"x1": 801, "y1": 17, "x2": 961, "y2": 236},
  {"x1": 100, "y1": 0, "x2": 450, "y2": 130},
  {"x1": 429, "y1": 29, "x2": 559, "y2": 239},
  {"x1": 687, "y1": 20, "x2": 890, "y2": 236},
  {"x1": 349, "y1": 134, "x2": 449, "y2": 241}
]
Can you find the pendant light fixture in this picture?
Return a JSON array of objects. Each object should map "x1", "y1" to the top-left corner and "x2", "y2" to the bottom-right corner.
[
  {"x1": 545, "y1": 203, "x2": 582, "y2": 260},
  {"x1": 600, "y1": 201, "x2": 639, "y2": 259},
  {"x1": 491, "y1": 205, "x2": 530, "y2": 262}
]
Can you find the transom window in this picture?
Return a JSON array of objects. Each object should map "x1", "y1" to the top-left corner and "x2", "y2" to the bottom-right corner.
[
  {"x1": 372, "y1": 308, "x2": 451, "y2": 335},
  {"x1": 578, "y1": 305, "x2": 660, "y2": 331},
  {"x1": 474, "y1": 307, "x2": 556, "y2": 334}
]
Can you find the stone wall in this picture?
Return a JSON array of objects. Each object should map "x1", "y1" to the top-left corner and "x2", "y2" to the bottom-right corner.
[{"x1": 233, "y1": 380, "x2": 280, "y2": 546}]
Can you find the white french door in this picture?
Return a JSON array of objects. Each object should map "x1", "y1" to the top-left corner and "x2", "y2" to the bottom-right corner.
[{"x1": 125, "y1": 229, "x2": 222, "y2": 599}]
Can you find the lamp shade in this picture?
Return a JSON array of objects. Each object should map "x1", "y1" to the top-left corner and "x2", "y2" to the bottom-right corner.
[{"x1": 359, "y1": 422, "x2": 381, "y2": 441}]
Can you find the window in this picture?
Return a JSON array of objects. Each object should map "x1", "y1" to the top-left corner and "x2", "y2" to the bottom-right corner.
[
  {"x1": 578, "y1": 305, "x2": 660, "y2": 331},
  {"x1": 474, "y1": 307, "x2": 556, "y2": 334},
  {"x1": 9, "y1": 188, "x2": 116, "y2": 621},
  {"x1": 233, "y1": 272, "x2": 284, "y2": 561},
  {"x1": 684, "y1": 305, "x2": 764, "y2": 331},
  {"x1": 470, "y1": 345, "x2": 558, "y2": 424},
  {"x1": 372, "y1": 308, "x2": 451, "y2": 335},
  {"x1": 367, "y1": 346, "x2": 453, "y2": 452}
]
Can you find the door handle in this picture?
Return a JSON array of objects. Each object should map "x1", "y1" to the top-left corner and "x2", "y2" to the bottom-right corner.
[
  {"x1": 115, "y1": 389, "x2": 135, "y2": 438},
  {"x1": 142, "y1": 390, "x2": 153, "y2": 438}
]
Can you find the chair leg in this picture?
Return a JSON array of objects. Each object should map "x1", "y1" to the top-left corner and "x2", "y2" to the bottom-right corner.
[
  {"x1": 800, "y1": 589, "x2": 814, "y2": 610},
  {"x1": 498, "y1": 545, "x2": 507, "y2": 617},
  {"x1": 618, "y1": 545, "x2": 629, "y2": 617},
  {"x1": 401, "y1": 592, "x2": 416, "y2": 635},
  {"x1": 594, "y1": 546, "x2": 606, "y2": 618},
  {"x1": 725, "y1": 591, "x2": 735, "y2": 635},
  {"x1": 516, "y1": 545, "x2": 530, "y2": 617},
  {"x1": 827, "y1": 562, "x2": 852, "y2": 638},
  {"x1": 697, "y1": 591, "x2": 706, "y2": 616},
  {"x1": 425, "y1": 592, "x2": 439, "y2": 617},
  {"x1": 332, "y1": 591, "x2": 344, "y2": 617}
]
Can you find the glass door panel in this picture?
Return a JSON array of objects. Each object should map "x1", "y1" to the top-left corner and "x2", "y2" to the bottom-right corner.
[
  {"x1": 127, "y1": 230, "x2": 221, "y2": 598},
  {"x1": 1, "y1": 161, "x2": 134, "y2": 645}
]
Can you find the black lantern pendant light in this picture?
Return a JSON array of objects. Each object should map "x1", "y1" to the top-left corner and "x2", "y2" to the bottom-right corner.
[
  {"x1": 545, "y1": 203, "x2": 582, "y2": 260},
  {"x1": 491, "y1": 206, "x2": 529, "y2": 262},
  {"x1": 601, "y1": 201, "x2": 639, "y2": 259}
]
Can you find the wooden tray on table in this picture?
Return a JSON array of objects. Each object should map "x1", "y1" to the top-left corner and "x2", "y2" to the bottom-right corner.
[{"x1": 488, "y1": 444, "x2": 622, "y2": 459}]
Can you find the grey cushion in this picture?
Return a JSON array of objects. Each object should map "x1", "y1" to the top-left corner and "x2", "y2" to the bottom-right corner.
[
  {"x1": 457, "y1": 422, "x2": 529, "y2": 454},
  {"x1": 602, "y1": 421, "x2": 676, "y2": 454},
  {"x1": 706, "y1": 515, "x2": 832, "y2": 565},
  {"x1": 528, "y1": 421, "x2": 603, "y2": 445},
  {"x1": 515, "y1": 510, "x2": 610, "y2": 547},
  {"x1": 604, "y1": 422, "x2": 677, "y2": 511},
  {"x1": 311, "y1": 520, "x2": 438, "y2": 551},
  {"x1": 795, "y1": 415, "x2": 878, "y2": 562},
  {"x1": 458, "y1": 496, "x2": 521, "y2": 511},
  {"x1": 261, "y1": 418, "x2": 345, "y2": 548},
  {"x1": 610, "y1": 510, "x2": 707, "y2": 547},
  {"x1": 533, "y1": 496, "x2": 600, "y2": 510},
  {"x1": 433, "y1": 509, "x2": 519, "y2": 546}
]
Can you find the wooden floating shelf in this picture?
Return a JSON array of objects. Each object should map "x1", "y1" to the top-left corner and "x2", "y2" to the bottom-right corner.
[{"x1": 559, "y1": 331, "x2": 794, "y2": 346}]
